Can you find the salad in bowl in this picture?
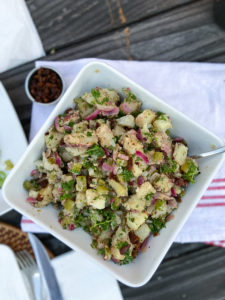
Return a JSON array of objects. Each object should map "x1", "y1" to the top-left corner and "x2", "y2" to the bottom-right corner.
[{"x1": 23, "y1": 87, "x2": 199, "y2": 265}]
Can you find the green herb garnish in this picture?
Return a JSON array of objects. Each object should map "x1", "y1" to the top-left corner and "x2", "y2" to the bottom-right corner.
[
  {"x1": 121, "y1": 251, "x2": 133, "y2": 265},
  {"x1": 117, "y1": 241, "x2": 128, "y2": 250},
  {"x1": 145, "y1": 193, "x2": 154, "y2": 201},
  {"x1": 182, "y1": 159, "x2": 199, "y2": 183},
  {"x1": 61, "y1": 180, "x2": 74, "y2": 191},
  {"x1": 121, "y1": 168, "x2": 133, "y2": 182},
  {"x1": 160, "y1": 157, "x2": 177, "y2": 174},
  {"x1": 148, "y1": 217, "x2": 166, "y2": 234},
  {"x1": 86, "y1": 144, "x2": 105, "y2": 158}
]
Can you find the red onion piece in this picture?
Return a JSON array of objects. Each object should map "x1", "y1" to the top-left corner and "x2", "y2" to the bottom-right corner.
[
  {"x1": 118, "y1": 153, "x2": 129, "y2": 160},
  {"x1": 137, "y1": 176, "x2": 145, "y2": 186},
  {"x1": 140, "y1": 236, "x2": 150, "y2": 251},
  {"x1": 84, "y1": 109, "x2": 100, "y2": 120},
  {"x1": 64, "y1": 125, "x2": 72, "y2": 132},
  {"x1": 69, "y1": 224, "x2": 75, "y2": 230},
  {"x1": 136, "y1": 151, "x2": 149, "y2": 164},
  {"x1": 102, "y1": 162, "x2": 113, "y2": 173},
  {"x1": 167, "y1": 199, "x2": 178, "y2": 209},
  {"x1": 30, "y1": 169, "x2": 38, "y2": 176},
  {"x1": 101, "y1": 107, "x2": 119, "y2": 116},
  {"x1": 26, "y1": 197, "x2": 36, "y2": 203},
  {"x1": 136, "y1": 130, "x2": 143, "y2": 141},
  {"x1": 120, "y1": 102, "x2": 133, "y2": 114},
  {"x1": 54, "y1": 116, "x2": 64, "y2": 132},
  {"x1": 112, "y1": 163, "x2": 117, "y2": 175},
  {"x1": 54, "y1": 152, "x2": 62, "y2": 166},
  {"x1": 111, "y1": 256, "x2": 119, "y2": 263},
  {"x1": 110, "y1": 198, "x2": 115, "y2": 204},
  {"x1": 104, "y1": 148, "x2": 110, "y2": 157},
  {"x1": 171, "y1": 187, "x2": 177, "y2": 197},
  {"x1": 120, "y1": 244, "x2": 130, "y2": 255},
  {"x1": 166, "y1": 214, "x2": 175, "y2": 221}
]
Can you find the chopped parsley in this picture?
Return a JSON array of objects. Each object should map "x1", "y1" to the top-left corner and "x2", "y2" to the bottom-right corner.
[
  {"x1": 68, "y1": 121, "x2": 75, "y2": 128},
  {"x1": 160, "y1": 157, "x2": 177, "y2": 174},
  {"x1": 98, "y1": 248, "x2": 106, "y2": 255},
  {"x1": 156, "y1": 111, "x2": 167, "y2": 121},
  {"x1": 145, "y1": 192, "x2": 154, "y2": 201},
  {"x1": 117, "y1": 241, "x2": 128, "y2": 250},
  {"x1": 86, "y1": 144, "x2": 105, "y2": 158},
  {"x1": 121, "y1": 168, "x2": 133, "y2": 182},
  {"x1": 91, "y1": 210, "x2": 117, "y2": 232},
  {"x1": 148, "y1": 217, "x2": 166, "y2": 234},
  {"x1": 86, "y1": 131, "x2": 92, "y2": 137},
  {"x1": 182, "y1": 159, "x2": 199, "y2": 183},
  {"x1": 61, "y1": 180, "x2": 74, "y2": 191},
  {"x1": 91, "y1": 89, "x2": 100, "y2": 99},
  {"x1": 121, "y1": 251, "x2": 133, "y2": 265}
]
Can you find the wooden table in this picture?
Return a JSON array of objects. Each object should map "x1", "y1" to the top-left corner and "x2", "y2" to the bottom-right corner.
[{"x1": 1, "y1": 0, "x2": 225, "y2": 299}]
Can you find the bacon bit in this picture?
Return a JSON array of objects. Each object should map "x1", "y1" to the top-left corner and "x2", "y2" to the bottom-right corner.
[
  {"x1": 127, "y1": 157, "x2": 133, "y2": 171},
  {"x1": 129, "y1": 231, "x2": 140, "y2": 244},
  {"x1": 177, "y1": 197, "x2": 182, "y2": 203},
  {"x1": 37, "y1": 194, "x2": 43, "y2": 202},
  {"x1": 140, "y1": 236, "x2": 150, "y2": 251},
  {"x1": 175, "y1": 178, "x2": 188, "y2": 188},
  {"x1": 132, "y1": 242, "x2": 141, "y2": 258},
  {"x1": 39, "y1": 179, "x2": 48, "y2": 188}
]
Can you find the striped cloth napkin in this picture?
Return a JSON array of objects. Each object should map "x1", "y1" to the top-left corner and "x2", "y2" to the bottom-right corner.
[{"x1": 21, "y1": 58, "x2": 225, "y2": 248}]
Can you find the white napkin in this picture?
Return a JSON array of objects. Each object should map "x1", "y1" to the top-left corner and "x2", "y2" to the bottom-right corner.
[
  {"x1": 0, "y1": 0, "x2": 45, "y2": 73},
  {"x1": 23, "y1": 58, "x2": 225, "y2": 246},
  {"x1": 52, "y1": 251, "x2": 122, "y2": 300},
  {"x1": 0, "y1": 244, "x2": 122, "y2": 300}
]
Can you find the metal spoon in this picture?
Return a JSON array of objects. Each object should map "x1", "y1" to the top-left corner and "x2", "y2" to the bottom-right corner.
[{"x1": 191, "y1": 146, "x2": 225, "y2": 159}]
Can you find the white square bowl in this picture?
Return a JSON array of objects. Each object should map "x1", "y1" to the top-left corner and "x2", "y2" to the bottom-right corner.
[{"x1": 3, "y1": 62, "x2": 225, "y2": 287}]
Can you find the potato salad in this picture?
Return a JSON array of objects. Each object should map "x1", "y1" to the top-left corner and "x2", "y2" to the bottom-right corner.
[{"x1": 23, "y1": 87, "x2": 199, "y2": 265}]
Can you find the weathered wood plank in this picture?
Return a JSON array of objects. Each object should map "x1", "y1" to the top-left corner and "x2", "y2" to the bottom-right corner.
[
  {"x1": 120, "y1": 246, "x2": 225, "y2": 300},
  {"x1": 26, "y1": 0, "x2": 194, "y2": 52},
  {"x1": 26, "y1": 0, "x2": 225, "y2": 62}
]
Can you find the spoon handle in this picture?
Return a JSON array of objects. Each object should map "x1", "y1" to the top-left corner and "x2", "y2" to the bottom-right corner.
[{"x1": 191, "y1": 146, "x2": 225, "y2": 159}]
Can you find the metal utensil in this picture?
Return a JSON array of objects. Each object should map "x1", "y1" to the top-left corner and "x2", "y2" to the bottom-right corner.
[
  {"x1": 28, "y1": 233, "x2": 63, "y2": 300},
  {"x1": 16, "y1": 250, "x2": 42, "y2": 300},
  {"x1": 190, "y1": 146, "x2": 225, "y2": 159}
]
